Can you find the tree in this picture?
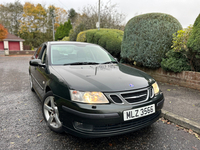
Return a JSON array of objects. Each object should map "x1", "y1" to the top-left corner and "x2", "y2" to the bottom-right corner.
[
  {"x1": 19, "y1": 2, "x2": 47, "y2": 47},
  {"x1": 47, "y1": 5, "x2": 68, "y2": 41},
  {"x1": 55, "y1": 19, "x2": 72, "y2": 41},
  {"x1": 64, "y1": 19, "x2": 72, "y2": 36},
  {"x1": 19, "y1": 2, "x2": 46, "y2": 33},
  {"x1": 55, "y1": 24, "x2": 64, "y2": 41},
  {"x1": 0, "y1": 0, "x2": 23, "y2": 36},
  {"x1": 74, "y1": 1, "x2": 126, "y2": 30},
  {"x1": 54, "y1": 6, "x2": 68, "y2": 29},
  {"x1": 0, "y1": 24, "x2": 8, "y2": 40},
  {"x1": 68, "y1": 8, "x2": 77, "y2": 24},
  {"x1": 68, "y1": 1, "x2": 125, "y2": 41},
  {"x1": 44, "y1": 5, "x2": 54, "y2": 41}
]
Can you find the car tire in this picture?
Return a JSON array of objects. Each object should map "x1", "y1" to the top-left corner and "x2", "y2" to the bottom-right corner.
[
  {"x1": 29, "y1": 74, "x2": 34, "y2": 92},
  {"x1": 42, "y1": 91, "x2": 64, "y2": 133}
]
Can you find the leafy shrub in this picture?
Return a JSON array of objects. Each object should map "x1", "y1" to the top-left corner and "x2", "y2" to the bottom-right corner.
[
  {"x1": 161, "y1": 25, "x2": 194, "y2": 72},
  {"x1": 76, "y1": 31, "x2": 86, "y2": 42},
  {"x1": 187, "y1": 14, "x2": 200, "y2": 71},
  {"x1": 61, "y1": 36, "x2": 70, "y2": 41},
  {"x1": 171, "y1": 25, "x2": 192, "y2": 52},
  {"x1": 77, "y1": 28, "x2": 124, "y2": 59},
  {"x1": 121, "y1": 13, "x2": 182, "y2": 68},
  {"x1": 161, "y1": 50, "x2": 190, "y2": 72}
]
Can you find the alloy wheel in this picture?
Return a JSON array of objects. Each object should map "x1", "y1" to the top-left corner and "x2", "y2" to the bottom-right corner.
[
  {"x1": 43, "y1": 96, "x2": 62, "y2": 129},
  {"x1": 29, "y1": 75, "x2": 34, "y2": 91}
]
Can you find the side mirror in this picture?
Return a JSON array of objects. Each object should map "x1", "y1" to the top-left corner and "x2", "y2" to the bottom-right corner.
[
  {"x1": 39, "y1": 63, "x2": 46, "y2": 68},
  {"x1": 30, "y1": 59, "x2": 46, "y2": 68},
  {"x1": 30, "y1": 59, "x2": 41, "y2": 66}
]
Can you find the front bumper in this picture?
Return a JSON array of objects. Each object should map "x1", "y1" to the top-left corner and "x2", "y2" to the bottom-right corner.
[{"x1": 57, "y1": 92, "x2": 164, "y2": 138}]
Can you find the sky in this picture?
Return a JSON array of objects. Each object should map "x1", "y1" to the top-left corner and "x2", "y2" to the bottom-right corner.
[{"x1": 0, "y1": 0, "x2": 200, "y2": 28}]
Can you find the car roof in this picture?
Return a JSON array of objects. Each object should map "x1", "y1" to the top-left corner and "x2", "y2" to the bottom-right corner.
[{"x1": 47, "y1": 41, "x2": 93, "y2": 45}]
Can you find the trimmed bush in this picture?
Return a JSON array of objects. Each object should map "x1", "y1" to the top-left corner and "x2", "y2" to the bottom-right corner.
[
  {"x1": 76, "y1": 31, "x2": 86, "y2": 42},
  {"x1": 121, "y1": 13, "x2": 182, "y2": 68},
  {"x1": 61, "y1": 36, "x2": 70, "y2": 41},
  {"x1": 187, "y1": 14, "x2": 200, "y2": 71},
  {"x1": 77, "y1": 28, "x2": 124, "y2": 59},
  {"x1": 161, "y1": 50, "x2": 190, "y2": 72}
]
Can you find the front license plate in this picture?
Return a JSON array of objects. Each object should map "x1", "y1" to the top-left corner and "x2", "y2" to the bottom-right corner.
[{"x1": 123, "y1": 104, "x2": 155, "y2": 121}]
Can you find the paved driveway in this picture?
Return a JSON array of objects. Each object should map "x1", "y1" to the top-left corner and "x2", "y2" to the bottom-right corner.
[{"x1": 0, "y1": 56, "x2": 199, "y2": 150}]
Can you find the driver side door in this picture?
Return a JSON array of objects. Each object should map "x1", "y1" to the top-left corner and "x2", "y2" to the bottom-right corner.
[{"x1": 31, "y1": 44, "x2": 48, "y2": 99}]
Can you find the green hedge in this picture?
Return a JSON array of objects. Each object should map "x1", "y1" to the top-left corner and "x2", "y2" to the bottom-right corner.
[
  {"x1": 61, "y1": 36, "x2": 70, "y2": 41},
  {"x1": 187, "y1": 14, "x2": 200, "y2": 71},
  {"x1": 161, "y1": 50, "x2": 190, "y2": 72},
  {"x1": 121, "y1": 13, "x2": 182, "y2": 68},
  {"x1": 77, "y1": 31, "x2": 86, "y2": 42},
  {"x1": 77, "y1": 28, "x2": 124, "y2": 59}
]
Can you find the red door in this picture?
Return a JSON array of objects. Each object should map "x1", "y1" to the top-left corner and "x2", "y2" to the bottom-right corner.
[
  {"x1": 9, "y1": 41, "x2": 20, "y2": 50},
  {"x1": 0, "y1": 41, "x2": 4, "y2": 50}
]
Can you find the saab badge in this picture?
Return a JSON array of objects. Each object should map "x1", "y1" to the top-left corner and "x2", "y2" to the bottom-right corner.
[{"x1": 129, "y1": 84, "x2": 134, "y2": 87}]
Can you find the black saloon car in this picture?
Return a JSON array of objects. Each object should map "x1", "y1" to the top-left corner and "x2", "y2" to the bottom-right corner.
[{"x1": 29, "y1": 41, "x2": 164, "y2": 138}]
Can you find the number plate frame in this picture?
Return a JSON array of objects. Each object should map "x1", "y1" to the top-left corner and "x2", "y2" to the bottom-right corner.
[{"x1": 123, "y1": 104, "x2": 155, "y2": 121}]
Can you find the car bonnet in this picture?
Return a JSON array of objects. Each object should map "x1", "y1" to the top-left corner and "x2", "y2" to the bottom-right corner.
[{"x1": 52, "y1": 63, "x2": 152, "y2": 92}]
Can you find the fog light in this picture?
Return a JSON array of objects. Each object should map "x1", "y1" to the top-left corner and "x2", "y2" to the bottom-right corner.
[{"x1": 74, "y1": 121, "x2": 93, "y2": 131}]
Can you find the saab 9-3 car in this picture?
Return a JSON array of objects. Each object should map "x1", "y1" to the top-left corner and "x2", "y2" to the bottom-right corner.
[{"x1": 29, "y1": 41, "x2": 164, "y2": 138}]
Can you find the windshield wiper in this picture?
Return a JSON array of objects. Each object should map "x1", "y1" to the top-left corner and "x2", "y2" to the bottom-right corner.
[
  {"x1": 64, "y1": 61, "x2": 118, "y2": 65},
  {"x1": 100, "y1": 61, "x2": 118, "y2": 64},
  {"x1": 64, "y1": 62, "x2": 100, "y2": 65}
]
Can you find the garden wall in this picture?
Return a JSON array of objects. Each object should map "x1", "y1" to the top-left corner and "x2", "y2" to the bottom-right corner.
[
  {"x1": 8, "y1": 50, "x2": 35, "y2": 55},
  {"x1": 131, "y1": 65, "x2": 200, "y2": 91}
]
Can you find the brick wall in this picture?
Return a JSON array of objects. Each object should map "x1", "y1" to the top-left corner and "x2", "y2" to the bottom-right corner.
[
  {"x1": 9, "y1": 50, "x2": 35, "y2": 55},
  {"x1": 129, "y1": 65, "x2": 200, "y2": 91}
]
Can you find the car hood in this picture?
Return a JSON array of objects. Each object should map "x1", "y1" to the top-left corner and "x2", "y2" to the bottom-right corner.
[{"x1": 51, "y1": 63, "x2": 153, "y2": 92}]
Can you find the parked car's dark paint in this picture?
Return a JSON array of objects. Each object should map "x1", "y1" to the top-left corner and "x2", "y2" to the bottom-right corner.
[
  {"x1": 51, "y1": 64, "x2": 151, "y2": 92},
  {"x1": 29, "y1": 41, "x2": 164, "y2": 138}
]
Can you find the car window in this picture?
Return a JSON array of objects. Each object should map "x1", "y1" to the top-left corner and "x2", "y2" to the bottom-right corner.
[
  {"x1": 50, "y1": 44, "x2": 116, "y2": 65},
  {"x1": 38, "y1": 45, "x2": 47, "y2": 60},
  {"x1": 34, "y1": 44, "x2": 43, "y2": 59},
  {"x1": 41, "y1": 48, "x2": 47, "y2": 64}
]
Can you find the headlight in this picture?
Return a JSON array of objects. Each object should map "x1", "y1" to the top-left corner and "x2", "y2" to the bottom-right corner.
[
  {"x1": 152, "y1": 82, "x2": 159, "y2": 95},
  {"x1": 70, "y1": 90, "x2": 109, "y2": 104}
]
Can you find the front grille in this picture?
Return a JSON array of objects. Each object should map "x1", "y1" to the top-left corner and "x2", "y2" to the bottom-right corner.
[
  {"x1": 110, "y1": 95, "x2": 123, "y2": 104},
  {"x1": 121, "y1": 90, "x2": 148, "y2": 103},
  {"x1": 121, "y1": 90, "x2": 147, "y2": 98},
  {"x1": 93, "y1": 111, "x2": 161, "y2": 132},
  {"x1": 125, "y1": 95, "x2": 147, "y2": 103},
  {"x1": 106, "y1": 88, "x2": 152, "y2": 104},
  {"x1": 121, "y1": 89, "x2": 149, "y2": 104}
]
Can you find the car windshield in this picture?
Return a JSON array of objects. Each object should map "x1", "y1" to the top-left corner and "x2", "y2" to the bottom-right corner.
[{"x1": 50, "y1": 44, "x2": 117, "y2": 65}]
